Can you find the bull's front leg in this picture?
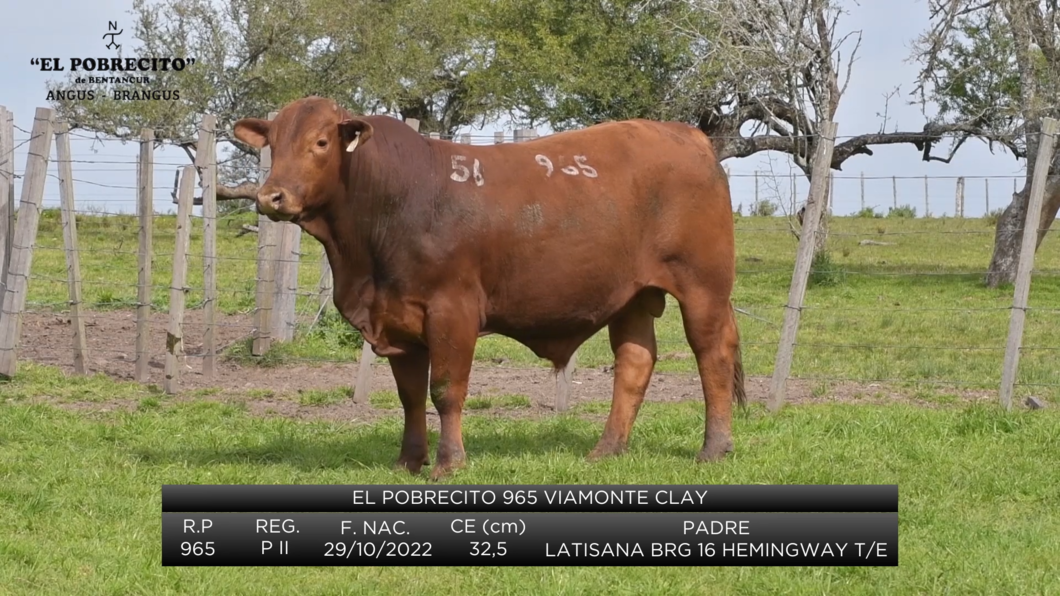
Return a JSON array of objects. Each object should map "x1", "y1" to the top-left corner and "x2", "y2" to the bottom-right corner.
[
  {"x1": 424, "y1": 305, "x2": 479, "y2": 481},
  {"x1": 387, "y1": 348, "x2": 431, "y2": 474}
]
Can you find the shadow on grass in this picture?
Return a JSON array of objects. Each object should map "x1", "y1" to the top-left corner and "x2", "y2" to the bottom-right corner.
[{"x1": 130, "y1": 417, "x2": 606, "y2": 472}]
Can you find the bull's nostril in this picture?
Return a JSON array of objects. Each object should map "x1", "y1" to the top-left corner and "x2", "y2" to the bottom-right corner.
[{"x1": 269, "y1": 191, "x2": 283, "y2": 206}]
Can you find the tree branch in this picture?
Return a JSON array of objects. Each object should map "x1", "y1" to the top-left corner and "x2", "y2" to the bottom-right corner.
[
  {"x1": 217, "y1": 182, "x2": 260, "y2": 201},
  {"x1": 712, "y1": 118, "x2": 1020, "y2": 168}
]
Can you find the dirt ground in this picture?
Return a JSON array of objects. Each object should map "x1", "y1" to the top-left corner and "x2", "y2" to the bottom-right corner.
[{"x1": 13, "y1": 308, "x2": 998, "y2": 423}]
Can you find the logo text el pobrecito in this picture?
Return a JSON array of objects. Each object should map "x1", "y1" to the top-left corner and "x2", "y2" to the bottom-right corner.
[{"x1": 32, "y1": 21, "x2": 196, "y2": 101}]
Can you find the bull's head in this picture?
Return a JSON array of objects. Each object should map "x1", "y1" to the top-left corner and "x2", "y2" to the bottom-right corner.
[{"x1": 233, "y1": 96, "x2": 374, "y2": 221}]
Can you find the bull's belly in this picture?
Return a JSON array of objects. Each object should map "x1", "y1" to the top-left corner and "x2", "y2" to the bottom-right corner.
[
  {"x1": 480, "y1": 275, "x2": 652, "y2": 353},
  {"x1": 480, "y1": 317, "x2": 608, "y2": 368}
]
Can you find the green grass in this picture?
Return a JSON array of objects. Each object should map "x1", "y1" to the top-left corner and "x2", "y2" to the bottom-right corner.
[
  {"x1": 0, "y1": 362, "x2": 163, "y2": 402},
  {"x1": 297, "y1": 386, "x2": 352, "y2": 406},
  {"x1": 466, "y1": 394, "x2": 534, "y2": 410},
  {"x1": 0, "y1": 397, "x2": 1057, "y2": 594},
  {"x1": 370, "y1": 390, "x2": 402, "y2": 409}
]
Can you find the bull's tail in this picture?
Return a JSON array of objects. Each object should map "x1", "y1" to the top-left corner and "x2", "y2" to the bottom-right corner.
[{"x1": 731, "y1": 302, "x2": 747, "y2": 409}]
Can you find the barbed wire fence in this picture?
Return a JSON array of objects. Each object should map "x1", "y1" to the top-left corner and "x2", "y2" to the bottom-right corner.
[{"x1": 0, "y1": 106, "x2": 1056, "y2": 413}]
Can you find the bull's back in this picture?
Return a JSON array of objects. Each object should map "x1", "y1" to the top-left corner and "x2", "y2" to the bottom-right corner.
[
  {"x1": 445, "y1": 119, "x2": 729, "y2": 241},
  {"x1": 429, "y1": 119, "x2": 733, "y2": 331}
]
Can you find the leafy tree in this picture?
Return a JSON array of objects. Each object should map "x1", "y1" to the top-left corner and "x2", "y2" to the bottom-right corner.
[
  {"x1": 48, "y1": 0, "x2": 492, "y2": 200},
  {"x1": 466, "y1": 0, "x2": 707, "y2": 129}
]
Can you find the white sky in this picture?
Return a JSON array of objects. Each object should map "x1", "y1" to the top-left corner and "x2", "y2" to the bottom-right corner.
[{"x1": 0, "y1": 0, "x2": 1029, "y2": 218}]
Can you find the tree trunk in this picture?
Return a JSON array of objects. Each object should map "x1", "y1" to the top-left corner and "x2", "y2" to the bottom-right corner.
[
  {"x1": 794, "y1": 175, "x2": 830, "y2": 253},
  {"x1": 985, "y1": 181, "x2": 1060, "y2": 288},
  {"x1": 987, "y1": 186, "x2": 1030, "y2": 287}
]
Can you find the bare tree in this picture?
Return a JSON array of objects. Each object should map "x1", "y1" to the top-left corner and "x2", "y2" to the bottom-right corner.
[
  {"x1": 668, "y1": 1, "x2": 849, "y2": 166},
  {"x1": 662, "y1": 0, "x2": 856, "y2": 249},
  {"x1": 912, "y1": 0, "x2": 1060, "y2": 287},
  {"x1": 664, "y1": 1, "x2": 1012, "y2": 185}
]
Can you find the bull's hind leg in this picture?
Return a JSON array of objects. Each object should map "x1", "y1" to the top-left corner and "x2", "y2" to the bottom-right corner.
[
  {"x1": 387, "y1": 349, "x2": 431, "y2": 474},
  {"x1": 589, "y1": 299, "x2": 659, "y2": 461},
  {"x1": 678, "y1": 291, "x2": 740, "y2": 462}
]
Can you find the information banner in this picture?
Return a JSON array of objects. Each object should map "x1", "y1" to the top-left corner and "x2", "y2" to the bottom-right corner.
[
  {"x1": 162, "y1": 484, "x2": 898, "y2": 513},
  {"x1": 162, "y1": 512, "x2": 898, "y2": 566}
]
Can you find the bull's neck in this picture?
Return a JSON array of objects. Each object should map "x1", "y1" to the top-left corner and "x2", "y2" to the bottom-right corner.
[
  {"x1": 306, "y1": 201, "x2": 374, "y2": 305},
  {"x1": 298, "y1": 132, "x2": 431, "y2": 310}
]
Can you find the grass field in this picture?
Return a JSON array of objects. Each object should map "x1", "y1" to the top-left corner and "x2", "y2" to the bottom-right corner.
[
  {"x1": 2, "y1": 208, "x2": 1059, "y2": 594},
  {"x1": 1, "y1": 396, "x2": 1058, "y2": 594}
]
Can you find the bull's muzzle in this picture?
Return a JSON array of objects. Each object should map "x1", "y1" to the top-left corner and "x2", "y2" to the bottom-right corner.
[{"x1": 256, "y1": 186, "x2": 288, "y2": 218}]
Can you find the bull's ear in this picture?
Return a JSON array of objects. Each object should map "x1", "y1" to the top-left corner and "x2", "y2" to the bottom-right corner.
[
  {"x1": 233, "y1": 118, "x2": 271, "y2": 149},
  {"x1": 339, "y1": 118, "x2": 374, "y2": 153}
]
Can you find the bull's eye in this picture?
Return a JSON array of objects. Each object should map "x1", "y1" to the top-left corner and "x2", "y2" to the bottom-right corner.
[{"x1": 316, "y1": 139, "x2": 328, "y2": 148}]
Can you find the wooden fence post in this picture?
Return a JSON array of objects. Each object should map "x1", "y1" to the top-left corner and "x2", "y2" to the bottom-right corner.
[
  {"x1": 999, "y1": 117, "x2": 1059, "y2": 410},
  {"x1": 555, "y1": 355, "x2": 576, "y2": 413},
  {"x1": 429, "y1": 132, "x2": 440, "y2": 141},
  {"x1": 164, "y1": 166, "x2": 196, "y2": 394},
  {"x1": 860, "y1": 171, "x2": 865, "y2": 211},
  {"x1": 827, "y1": 172, "x2": 833, "y2": 213},
  {"x1": 892, "y1": 176, "x2": 897, "y2": 210},
  {"x1": 955, "y1": 177, "x2": 965, "y2": 218},
  {"x1": 754, "y1": 171, "x2": 759, "y2": 206},
  {"x1": 272, "y1": 222, "x2": 301, "y2": 342},
  {"x1": 54, "y1": 120, "x2": 89, "y2": 375},
  {"x1": 0, "y1": 107, "x2": 54, "y2": 379},
  {"x1": 196, "y1": 114, "x2": 218, "y2": 378},
  {"x1": 318, "y1": 254, "x2": 332, "y2": 312},
  {"x1": 494, "y1": 131, "x2": 504, "y2": 144},
  {"x1": 253, "y1": 112, "x2": 279, "y2": 356},
  {"x1": 923, "y1": 175, "x2": 929, "y2": 217},
  {"x1": 135, "y1": 128, "x2": 154, "y2": 382},
  {"x1": 404, "y1": 118, "x2": 420, "y2": 133},
  {"x1": 459, "y1": 133, "x2": 471, "y2": 144},
  {"x1": 0, "y1": 106, "x2": 13, "y2": 313},
  {"x1": 768, "y1": 121, "x2": 839, "y2": 412},
  {"x1": 985, "y1": 178, "x2": 990, "y2": 214}
]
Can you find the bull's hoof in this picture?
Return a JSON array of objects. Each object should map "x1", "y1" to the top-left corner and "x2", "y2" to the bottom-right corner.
[
  {"x1": 696, "y1": 438, "x2": 734, "y2": 463},
  {"x1": 393, "y1": 455, "x2": 429, "y2": 475},
  {"x1": 428, "y1": 453, "x2": 466, "y2": 481},
  {"x1": 587, "y1": 441, "x2": 628, "y2": 462}
]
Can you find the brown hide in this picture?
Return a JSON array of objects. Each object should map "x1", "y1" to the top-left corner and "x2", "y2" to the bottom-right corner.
[{"x1": 234, "y1": 97, "x2": 744, "y2": 480}]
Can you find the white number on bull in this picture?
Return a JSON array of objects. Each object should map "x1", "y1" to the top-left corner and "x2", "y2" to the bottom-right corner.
[
  {"x1": 574, "y1": 155, "x2": 598, "y2": 178},
  {"x1": 450, "y1": 155, "x2": 469, "y2": 182},
  {"x1": 535, "y1": 154, "x2": 597, "y2": 178},
  {"x1": 535, "y1": 155, "x2": 554, "y2": 177},
  {"x1": 451, "y1": 155, "x2": 484, "y2": 186}
]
